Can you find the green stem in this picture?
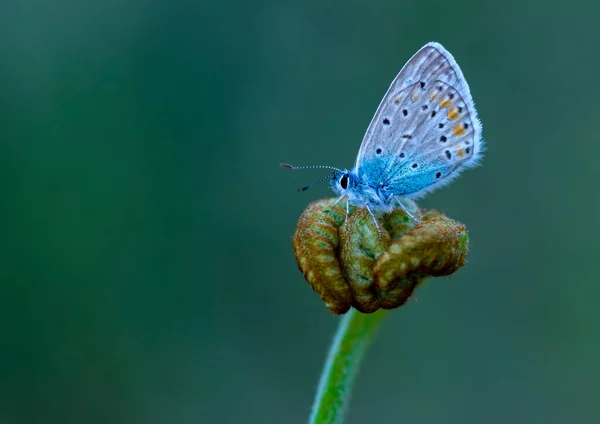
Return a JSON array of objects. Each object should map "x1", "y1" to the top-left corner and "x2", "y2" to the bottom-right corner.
[{"x1": 309, "y1": 308, "x2": 390, "y2": 424}]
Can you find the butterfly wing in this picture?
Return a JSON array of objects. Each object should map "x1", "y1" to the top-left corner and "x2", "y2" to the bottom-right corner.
[{"x1": 355, "y1": 42, "x2": 483, "y2": 198}]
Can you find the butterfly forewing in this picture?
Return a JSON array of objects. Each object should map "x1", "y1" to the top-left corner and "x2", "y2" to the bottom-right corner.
[{"x1": 354, "y1": 42, "x2": 482, "y2": 197}]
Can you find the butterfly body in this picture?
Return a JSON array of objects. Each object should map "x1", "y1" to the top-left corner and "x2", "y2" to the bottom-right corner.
[
  {"x1": 285, "y1": 42, "x2": 483, "y2": 223},
  {"x1": 330, "y1": 167, "x2": 396, "y2": 213}
]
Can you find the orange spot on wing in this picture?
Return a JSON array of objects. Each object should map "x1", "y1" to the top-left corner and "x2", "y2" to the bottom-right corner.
[
  {"x1": 411, "y1": 93, "x2": 420, "y2": 101},
  {"x1": 457, "y1": 149, "x2": 465, "y2": 158},
  {"x1": 430, "y1": 92, "x2": 438, "y2": 100},
  {"x1": 447, "y1": 107, "x2": 460, "y2": 120},
  {"x1": 440, "y1": 98, "x2": 452, "y2": 108},
  {"x1": 453, "y1": 124, "x2": 465, "y2": 136}
]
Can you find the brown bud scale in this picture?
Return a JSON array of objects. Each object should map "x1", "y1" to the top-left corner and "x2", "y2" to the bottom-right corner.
[{"x1": 293, "y1": 198, "x2": 469, "y2": 314}]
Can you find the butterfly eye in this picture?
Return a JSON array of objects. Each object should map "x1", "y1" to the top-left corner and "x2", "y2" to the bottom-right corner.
[{"x1": 340, "y1": 174, "x2": 349, "y2": 190}]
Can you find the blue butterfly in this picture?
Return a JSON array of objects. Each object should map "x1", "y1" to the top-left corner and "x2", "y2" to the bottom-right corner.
[{"x1": 282, "y1": 42, "x2": 484, "y2": 233}]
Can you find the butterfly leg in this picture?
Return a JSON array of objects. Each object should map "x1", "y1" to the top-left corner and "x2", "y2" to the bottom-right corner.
[
  {"x1": 332, "y1": 195, "x2": 345, "y2": 207},
  {"x1": 345, "y1": 200, "x2": 350, "y2": 223},
  {"x1": 395, "y1": 196, "x2": 421, "y2": 223},
  {"x1": 364, "y1": 203, "x2": 382, "y2": 239},
  {"x1": 332, "y1": 195, "x2": 349, "y2": 222}
]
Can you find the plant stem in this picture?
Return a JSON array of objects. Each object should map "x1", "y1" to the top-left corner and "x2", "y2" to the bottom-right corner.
[{"x1": 309, "y1": 308, "x2": 390, "y2": 424}]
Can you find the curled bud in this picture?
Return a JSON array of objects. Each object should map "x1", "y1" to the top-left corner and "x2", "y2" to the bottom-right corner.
[{"x1": 292, "y1": 198, "x2": 469, "y2": 314}]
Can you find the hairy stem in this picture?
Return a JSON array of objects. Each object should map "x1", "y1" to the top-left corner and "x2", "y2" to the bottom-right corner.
[{"x1": 309, "y1": 308, "x2": 390, "y2": 424}]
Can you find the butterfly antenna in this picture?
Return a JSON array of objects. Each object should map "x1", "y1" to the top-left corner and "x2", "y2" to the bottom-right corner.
[
  {"x1": 279, "y1": 163, "x2": 342, "y2": 172},
  {"x1": 279, "y1": 163, "x2": 341, "y2": 192}
]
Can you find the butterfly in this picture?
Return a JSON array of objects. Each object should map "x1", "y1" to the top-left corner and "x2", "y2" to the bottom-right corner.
[{"x1": 282, "y1": 42, "x2": 484, "y2": 234}]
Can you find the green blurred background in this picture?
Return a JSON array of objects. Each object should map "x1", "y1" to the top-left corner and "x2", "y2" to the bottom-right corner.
[{"x1": 1, "y1": 0, "x2": 599, "y2": 423}]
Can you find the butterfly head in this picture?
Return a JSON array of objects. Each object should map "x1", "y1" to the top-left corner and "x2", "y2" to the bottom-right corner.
[
  {"x1": 331, "y1": 170, "x2": 356, "y2": 197},
  {"x1": 281, "y1": 163, "x2": 371, "y2": 207}
]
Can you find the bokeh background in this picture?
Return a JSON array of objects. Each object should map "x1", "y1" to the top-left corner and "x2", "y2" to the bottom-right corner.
[{"x1": 1, "y1": 0, "x2": 599, "y2": 423}]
